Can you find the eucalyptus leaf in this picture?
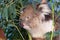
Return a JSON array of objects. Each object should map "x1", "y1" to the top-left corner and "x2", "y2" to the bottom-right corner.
[
  {"x1": 0, "y1": 0, "x2": 4, "y2": 3},
  {"x1": 7, "y1": 23, "x2": 14, "y2": 27},
  {"x1": 2, "y1": 6, "x2": 8, "y2": 21},
  {"x1": 4, "y1": 0, "x2": 11, "y2": 3},
  {"x1": 0, "y1": 11, "x2": 2, "y2": 19},
  {"x1": 8, "y1": 4, "x2": 16, "y2": 19}
]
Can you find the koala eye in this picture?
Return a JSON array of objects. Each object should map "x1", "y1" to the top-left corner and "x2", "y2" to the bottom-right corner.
[
  {"x1": 45, "y1": 13, "x2": 52, "y2": 21},
  {"x1": 27, "y1": 16, "x2": 31, "y2": 19},
  {"x1": 27, "y1": 17, "x2": 30, "y2": 19},
  {"x1": 25, "y1": 16, "x2": 30, "y2": 21}
]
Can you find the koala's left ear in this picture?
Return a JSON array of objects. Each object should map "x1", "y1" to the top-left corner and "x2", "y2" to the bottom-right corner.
[
  {"x1": 20, "y1": 7, "x2": 26, "y2": 14},
  {"x1": 20, "y1": 10, "x2": 24, "y2": 14}
]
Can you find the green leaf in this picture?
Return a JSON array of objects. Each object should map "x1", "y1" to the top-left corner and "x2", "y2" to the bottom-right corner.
[
  {"x1": 12, "y1": 4, "x2": 16, "y2": 18},
  {"x1": 7, "y1": 23, "x2": 14, "y2": 27},
  {"x1": 8, "y1": 4, "x2": 16, "y2": 19},
  {"x1": 4, "y1": 0, "x2": 11, "y2": 3},
  {"x1": 53, "y1": 30, "x2": 60, "y2": 37},
  {"x1": 45, "y1": 30, "x2": 60, "y2": 40},
  {"x1": 27, "y1": 31, "x2": 32, "y2": 40},
  {"x1": 0, "y1": 11, "x2": 2, "y2": 19},
  {"x1": 0, "y1": 0, "x2": 4, "y2": 3},
  {"x1": 2, "y1": 6, "x2": 8, "y2": 21}
]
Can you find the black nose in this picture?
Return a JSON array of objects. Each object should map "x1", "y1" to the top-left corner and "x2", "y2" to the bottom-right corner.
[{"x1": 45, "y1": 13, "x2": 52, "y2": 21}]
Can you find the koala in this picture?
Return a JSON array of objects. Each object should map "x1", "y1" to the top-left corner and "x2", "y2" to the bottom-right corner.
[{"x1": 19, "y1": 0, "x2": 60, "y2": 40}]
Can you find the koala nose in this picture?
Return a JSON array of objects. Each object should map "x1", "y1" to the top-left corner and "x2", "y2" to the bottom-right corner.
[
  {"x1": 19, "y1": 22, "x2": 24, "y2": 28},
  {"x1": 19, "y1": 19, "x2": 24, "y2": 28}
]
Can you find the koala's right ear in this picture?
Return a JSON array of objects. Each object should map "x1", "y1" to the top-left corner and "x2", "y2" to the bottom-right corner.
[
  {"x1": 36, "y1": 3, "x2": 43, "y2": 12},
  {"x1": 36, "y1": 3, "x2": 40, "y2": 10}
]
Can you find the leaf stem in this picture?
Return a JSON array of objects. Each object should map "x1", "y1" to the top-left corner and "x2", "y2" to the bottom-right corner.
[
  {"x1": 13, "y1": 22, "x2": 25, "y2": 40},
  {"x1": 50, "y1": 0, "x2": 55, "y2": 40}
]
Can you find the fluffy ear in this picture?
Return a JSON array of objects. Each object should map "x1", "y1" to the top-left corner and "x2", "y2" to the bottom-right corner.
[
  {"x1": 20, "y1": 11, "x2": 24, "y2": 14},
  {"x1": 20, "y1": 8, "x2": 26, "y2": 14},
  {"x1": 36, "y1": 0, "x2": 47, "y2": 11},
  {"x1": 36, "y1": 3, "x2": 44, "y2": 13},
  {"x1": 36, "y1": 3, "x2": 40, "y2": 10}
]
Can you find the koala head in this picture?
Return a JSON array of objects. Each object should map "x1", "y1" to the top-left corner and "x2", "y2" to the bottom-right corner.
[
  {"x1": 20, "y1": 5, "x2": 35, "y2": 22},
  {"x1": 20, "y1": 3, "x2": 52, "y2": 30}
]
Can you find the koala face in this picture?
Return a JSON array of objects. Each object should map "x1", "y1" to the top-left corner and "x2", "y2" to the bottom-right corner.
[
  {"x1": 20, "y1": 4, "x2": 53, "y2": 38},
  {"x1": 20, "y1": 4, "x2": 53, "y2": 29},
  {"x1": 20, "y1": 5, "x2": 37, "y2": 30}
]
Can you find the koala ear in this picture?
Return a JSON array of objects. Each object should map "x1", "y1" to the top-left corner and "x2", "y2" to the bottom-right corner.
[
  {"x1": 36, "y1": 3, "x2": 43, "y2": 12},
  {"x1": 20, "y1": 7, "x2": 26, "y2": 14},
  {"x1": 20, "y1": 11, "x2": 24, "y2": 14}
]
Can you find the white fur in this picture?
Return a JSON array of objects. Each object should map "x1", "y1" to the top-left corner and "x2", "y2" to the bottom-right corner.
[
  {"x1": 30, "y1": 20, "x2": 53, "y2": 38},
  {"x1": 39, "y1": 4, "x2": 51, "y2": 14},
  {"x1": 23, "y1": 20, "x2": 53, "y2": 38},
  {"x1": 23, "y1": 23, "x2": 31, "y2": 30}
]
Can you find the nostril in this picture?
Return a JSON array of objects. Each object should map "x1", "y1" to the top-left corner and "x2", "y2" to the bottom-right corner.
[{"x1": 19, "y1": 22, "x2": 24, "y2": 28}]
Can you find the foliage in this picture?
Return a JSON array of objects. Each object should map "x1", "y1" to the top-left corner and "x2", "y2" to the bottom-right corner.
[
  {"x1": 0, "y1": 0, "x2": 60, "y2": 40},
  {"x1": 45, "y1": 30, "x2": 60, "y2": 40},
  {"x1": 0, "y1": 0, "x2": 30, "y2": 40}
]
